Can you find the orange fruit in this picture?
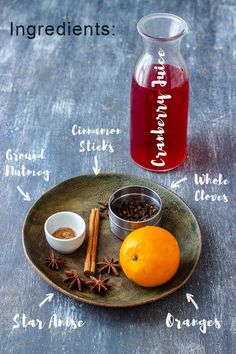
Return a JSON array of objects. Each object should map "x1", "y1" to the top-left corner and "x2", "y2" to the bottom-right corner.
[{"x1": 119, "y1": 226, "x2": 180, "y2": 287}]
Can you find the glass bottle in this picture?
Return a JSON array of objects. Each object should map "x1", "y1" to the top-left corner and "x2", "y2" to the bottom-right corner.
[{"x1": 130, "y1": 13, "x2": 189, "y2": 172}]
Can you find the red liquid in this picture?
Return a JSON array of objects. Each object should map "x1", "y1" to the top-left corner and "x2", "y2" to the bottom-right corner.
[{"x1": 130, "y1": 64, "x2": 189, "y2": 171}]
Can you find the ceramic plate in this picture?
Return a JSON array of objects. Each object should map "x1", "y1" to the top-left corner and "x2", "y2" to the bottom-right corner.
[{"x1": 22, "y1": 173, "x2": 202, "y2": 308}]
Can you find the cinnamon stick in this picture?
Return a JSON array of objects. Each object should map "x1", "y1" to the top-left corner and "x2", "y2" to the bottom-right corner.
[{"x1": 84, "y1": 208, "x2": 100, "y2": 276}]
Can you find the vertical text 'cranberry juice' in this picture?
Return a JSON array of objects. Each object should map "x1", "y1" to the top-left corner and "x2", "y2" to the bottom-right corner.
[{"x1": 130, "y1": 64, "x2": 189, "y2": 172}]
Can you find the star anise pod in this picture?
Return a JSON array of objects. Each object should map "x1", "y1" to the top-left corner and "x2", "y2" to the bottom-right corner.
[
  {"x1": 45, "y1": 252, "x2": 66, "y2": 270},
  {"x1": 98, "y1": 201, "x2": 109, "y2": 219},
  {"x1": 63, "y1": 269, "x2": 87, "y2": 291},
  {"x1": 98, "y1": 201, "x2": 108, "y2": 211},
  {"x1": 86, "y1": 274, "x2": 111, "y2": 294},
  {"x1": 97, "y1": 256, "x2": 121, "y2": 276}
]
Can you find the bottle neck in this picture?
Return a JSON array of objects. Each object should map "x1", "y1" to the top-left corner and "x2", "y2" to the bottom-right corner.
[
  {"x1": 143, "y1": 38, "x2": 182, "y2": 55},
  {"x1": 141, "y1": 37, "x2": 186, "y2": 70}
]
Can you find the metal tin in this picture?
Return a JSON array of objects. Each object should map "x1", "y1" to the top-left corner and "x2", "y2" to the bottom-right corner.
[{"x1": 108, "y1": 185, "x2": 162, "y2": 240}]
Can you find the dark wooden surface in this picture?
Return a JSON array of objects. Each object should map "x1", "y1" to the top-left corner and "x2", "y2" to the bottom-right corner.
[{"x1": 0, "y1": 1, "x2": 235, "y2": 353}]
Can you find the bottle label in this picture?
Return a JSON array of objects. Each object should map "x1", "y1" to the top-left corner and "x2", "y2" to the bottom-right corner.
[{"x1": 150, "y1": 48, "x2": 172, "y2": 167}]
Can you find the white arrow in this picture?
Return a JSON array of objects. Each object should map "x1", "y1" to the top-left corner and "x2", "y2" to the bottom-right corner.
[
  {"x1": 39, "y1": 293, "x2": 54, "y2": 307},
  {"x1": 17, "y1": 186, "x2": 31, "y2": 201},
  {"x1": 92, "y1": 156, "x2": 100, "y2": 175},
  {"x1": 171, "y1": 177, "x2": 187, "y2": 189},
  {"x1": 186, "y1": 293, "x2": 199, "y2": 310}
]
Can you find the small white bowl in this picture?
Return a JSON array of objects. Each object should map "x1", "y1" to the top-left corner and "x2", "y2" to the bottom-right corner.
[{"x1": 44, "y1": 211, "x2": 86, "y2": 254}]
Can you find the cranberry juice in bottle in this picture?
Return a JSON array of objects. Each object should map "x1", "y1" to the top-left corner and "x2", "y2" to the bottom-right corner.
[{"x1": 130, "y1": 14, "x2": 189, "y2": 172}]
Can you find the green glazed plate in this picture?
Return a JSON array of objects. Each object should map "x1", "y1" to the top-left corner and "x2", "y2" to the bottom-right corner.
[{"x1": 22, "y1": 173, "x2": 202, "y2": 308}]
